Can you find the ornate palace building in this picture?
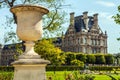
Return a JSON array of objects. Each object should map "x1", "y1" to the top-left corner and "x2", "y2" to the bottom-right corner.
[
  {"x1": 61, "y1": 12, "x2": 107, "y2": 54},
  {"x1": 0, "y1": 11, "x2": 108, "y2": 66},
  {"x1": 0, "y1": 43, "x2": 24, "y2": 66}
]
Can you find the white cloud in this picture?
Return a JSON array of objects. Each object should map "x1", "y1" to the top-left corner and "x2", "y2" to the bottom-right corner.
[
  {"x1": 96, "y1": 1, "x2": 115, "y2": 7},
  {"x1": 89, "y1": 11, "x2": 113, "y2": 21},
  {"x1": 99, "y1": 12, "x2": 113, "y2": 21}
]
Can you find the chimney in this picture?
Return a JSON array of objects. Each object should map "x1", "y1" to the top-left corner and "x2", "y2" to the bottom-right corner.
[
  {"x1": 70, "y1": 12, "x2": 74, "y2": 26},
  {"x1": 83, "y1": 11, "x2": 88, "y2": 19},
  {"x1": 93, "y1": 13, "x2": 98, "y2": 26},
  {"x1": 83, "y1": 11, "x2": 88, "y2": 30}
]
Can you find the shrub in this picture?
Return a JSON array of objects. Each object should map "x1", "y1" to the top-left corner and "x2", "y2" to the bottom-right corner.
[
  {"x1": 0, "y1": 72, "x2": 13, "y2": 80},
  {"x1": 70, "y1": 59, "x2": 84, "y2": 67},
  {"x1": 65, "y1": 52, "x2": 76, "y2": 65},
  {"x1": 89, "y1": 66, "x2": 120, "y2": 71},
  {"x1": 105, "y1": 54, "x2": 114, "y2": 65},
  {"x1": 46, "y1": 65, "x2": 84, "y2": 71},
  {"x1": 86, "y1": 54, "x2": 96, "y2": 64},
  {"x1": 76, "y1": 53, "x2": 87, "y2": 63},
  {"x1": 84, "y1": 75, "x2": 95, "y2": 80},
  {"x1": 0, "y1": 66, "x2": 14, "y2": 72},
  {"x1": 95, "y1": 54, "x2": 106, "y2": 64}
]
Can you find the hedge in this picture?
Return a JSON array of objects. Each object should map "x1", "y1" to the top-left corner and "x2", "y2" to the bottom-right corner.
[
  {"x1": 0, "y1": 66, "x2": 14, "y2": 72},
  {"x1": 89, "y1": 66, "x2": 120, "y2": 71},
  {"x1": 46, "y1": 65, "x2": 84, "y2": 71},
  {"x1": 0, "y1": 66, "x2": 119, "y2": 72}
]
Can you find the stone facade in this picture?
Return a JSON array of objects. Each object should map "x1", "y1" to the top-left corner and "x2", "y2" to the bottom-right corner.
[
  {"x1": 0, "y1": 43, "x2": 24, "y2": 66},
  {"x1": 61, "y1": 12, "x2": 107, "y2": 54}
]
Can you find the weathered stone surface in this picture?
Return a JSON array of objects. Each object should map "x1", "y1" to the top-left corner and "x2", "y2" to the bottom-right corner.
[
  {"x1": 10, "y1": 5, "x2": 48, "y2": 41},
  {"x1": 13, "y1": 64, "x2": 47, "y2": 80},
  {"x1": 12, "y1": 59, "x2": 50, "y2": 64},
  {"x1": 10, "y1": 4, "x2": 50, "y2": 80}
]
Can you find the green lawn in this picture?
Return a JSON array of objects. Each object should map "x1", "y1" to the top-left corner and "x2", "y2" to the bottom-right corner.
[
  {"x1": 46, "y1": 71, "x2": 120, "y2": 80},
  {"x1": 46, "y1": 71, "x2": 73, "y2": 80},
  {"x1": 110, "y1": 74, "x2": 120, "y2": 80},
  {"x1": 0, "y1": 71, "x2": 120, "y2": 80},
  {"x1": 94, "y1": 75, "x2": 111, "y2": 80}
]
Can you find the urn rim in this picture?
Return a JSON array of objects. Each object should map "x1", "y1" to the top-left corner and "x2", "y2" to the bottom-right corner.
[{"x1": 10, "y1": 4, "x2": 49, "y2": 14}]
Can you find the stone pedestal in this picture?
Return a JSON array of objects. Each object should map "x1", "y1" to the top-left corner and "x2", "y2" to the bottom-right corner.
[
  {"x1": 13, "y1": 64, "x2": 47, "y2": 80},
  {"x1": 12, "y1": 58, "x2": 50, "y2": 80}
]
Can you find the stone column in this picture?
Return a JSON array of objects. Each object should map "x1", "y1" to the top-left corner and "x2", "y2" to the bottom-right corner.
[
  {"x1": 70, "y1": 12, "x2": 75, "y2": 26},
  {"x1": 93, "y1": 13, "x2": 98, "y2": 27},
  {"x1": 83, "y1": 11, "x2": 89, "y2": 31}
]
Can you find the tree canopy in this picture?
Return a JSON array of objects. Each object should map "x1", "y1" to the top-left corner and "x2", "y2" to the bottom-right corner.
[
  {"x1": 34, "y1": 39, "x2": 65, "y2": 65},
  {"x1": 0, "y1": 0, "x2": 67, "y2": 43},
  {"x1": 112, "y1": 5, "x2": 120, "y2": 24}
]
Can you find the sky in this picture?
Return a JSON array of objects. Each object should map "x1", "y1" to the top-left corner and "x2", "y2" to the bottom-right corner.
[{"x1": 0, "y1": 0, "x2": 120, "y2": 54}]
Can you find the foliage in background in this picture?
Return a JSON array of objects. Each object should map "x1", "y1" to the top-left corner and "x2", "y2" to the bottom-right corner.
[
  {"x1": 105, "y1": 54, "x2": 114, "y2": 65},
  {"x1": 114, "y1": 53, "x2": 120, "y2": 65},
  {"x1": 86, "y1": 54, "x2": 96, "y2": 64},
  {"x1": 65, "y1": 52, "x2": 76, "y2": 65},
  {"x1": 0, "y1": 0, "x2": 67, "y2": 43},
  {"x1": 112, "y1": 5, "x2": 120, "y2": 25},
  {"x1": 70, "y1": 59, "x2": 84, "y2": 67},
  {"x1": 113, "y1": 5, "x2": 120, "y2": 51},
  {"x1": 95, "y1": 54, "x2": 106, "y2": 64},
  {"x1": 76, "y1": 53, "x2": 87, "y2": 63},
  {"x1": 0, "y1": 66, "x2": 120, "y2": 72},
  {"x1": 34, "y1": 39, "x2": 65, "y2": 66},
  {"x1": 0, "y1": 72, "x2": 13, "y2": 80}
]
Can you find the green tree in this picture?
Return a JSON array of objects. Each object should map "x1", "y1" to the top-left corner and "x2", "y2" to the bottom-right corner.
[
  {"x1": 112, "y1": 5, "x2": 120, "y2": 42},
  {"x1": 65, "y1": 52, "x2": 76, "y2": 65},
  {"x1": 112, "y1": 5, "x2": 120, "y2": 24},
  {"x1": 105, "y1": 54, "x2": 114, "y2": 65},
  {"x1": 86, "y1": 54, "x2": 96, "y2": 64},
  {"x1": 0, "y1": 0, "x2": 67, "y2": 43},
  {"x1": 76, "y1": 53, "x2": 86, "y2": 63},
  {"x1": 114, "y1": 53, "x2": 120, "y2": 65},
  {"x1": 70, "y1": 59, "x2": 84, "y2": 67},
  {"x1": 95, "y1": 54, "x2": 106, "y2": 64},
  {"x1": 34, "y1": 39, "x2": 65, "y2": 66}
]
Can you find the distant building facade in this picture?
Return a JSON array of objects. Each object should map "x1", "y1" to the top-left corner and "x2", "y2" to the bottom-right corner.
[
  {"x1": 0, "y1": 11, "x2": 108, "y2": 66},
  {"x1": 0, "y1": 43, "x2": 24, "y2": 66},
  {"x1": 61, "y1": 12, "x2": 107, "y2": 54}
]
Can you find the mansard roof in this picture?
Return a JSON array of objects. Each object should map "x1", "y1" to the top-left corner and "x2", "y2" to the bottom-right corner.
[
  {"x1": 74, "y1": 15, "x2": 94, "y2": 32},
  {"x1": 2, "y1": 42, "x2": 25, "y2": 51}
]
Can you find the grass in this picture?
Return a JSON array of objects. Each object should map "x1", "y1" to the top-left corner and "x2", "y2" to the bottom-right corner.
[
  {"x1": 110, "y1": 74, "x2": 120, "y2": 80},
  {"x1": 0, "y1": 71, "x2": 120, "y2": 80},
  {"x1": 46, "y1": 71, "x2": 73, "y2": 80},
  {"x1": 94, "y1": 75, "x2": 111, "y2": 80},
  {"x1": 46, "y1": 71, "x2": 120, "y2": 80}
]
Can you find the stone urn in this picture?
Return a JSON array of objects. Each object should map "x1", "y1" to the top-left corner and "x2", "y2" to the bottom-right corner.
[{"x1": 10, "y1": 4, "x2": 50, "y2": 80}]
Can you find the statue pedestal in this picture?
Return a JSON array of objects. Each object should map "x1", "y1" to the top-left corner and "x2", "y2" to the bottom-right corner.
[{"x1": 12, "y1": 59, "x2": 50, "y2": 80}]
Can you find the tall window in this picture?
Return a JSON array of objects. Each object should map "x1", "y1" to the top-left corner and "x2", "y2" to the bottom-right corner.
[
  {"x1": 83, "y1": 38, "x2": 87, "y2": 44},
  {"x1": 95, "y1": 39, "x2": 97, "y2": 45},
  {"x1": 83, "y1": 47, "x2": 86, "y2": 53},
  {"x1": 78, "y1": 38, "x2": 80, "y2": 44},
  {"x1": 92, "y1": 48, "x2": 97, "y2": 53},
  {"x1": 98, "y1": 39, "x2": 100, "y2": 45},
  {"x1": 81, "y1": 38, "x2": 83, "y2": 43}
]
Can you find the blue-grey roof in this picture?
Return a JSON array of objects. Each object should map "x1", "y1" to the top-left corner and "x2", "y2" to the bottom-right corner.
[
  {"x1": 2, "y1": 42, "x2": 25, "y2": 51},
  {"x1": 74, "y1": 16, "x2": 94, "y2": 32}
]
